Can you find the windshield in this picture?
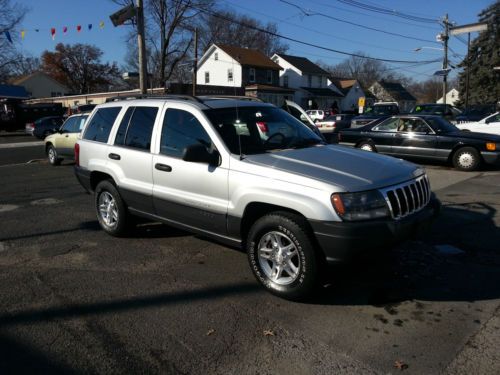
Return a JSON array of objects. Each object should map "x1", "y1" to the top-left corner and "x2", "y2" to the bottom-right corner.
[
  {"x1": 425, "y1": 116, "x2": 459, "y2": 133},
  {"x1": 364, "y1": 105, "x2": 398, "y2": 116},
  {"x1": 204, "y1": 106, "x2": 323, "y2": 155}
]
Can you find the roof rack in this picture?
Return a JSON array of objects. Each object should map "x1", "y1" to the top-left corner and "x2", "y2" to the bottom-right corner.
[
  {"x1": 197, "y1": 95, "x2": 263, "y2": 102},
  {"x1": 105, "y1": 94, "x2": 205, "y2": 104}
]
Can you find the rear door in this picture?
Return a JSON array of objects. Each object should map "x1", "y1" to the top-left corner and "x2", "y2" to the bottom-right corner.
[
  {"x1": 369, "y1": 117, "x2": 400, "y2": 154},
  {"x1": 152, "y1": 104, "x2": 229, "y2": 235}
]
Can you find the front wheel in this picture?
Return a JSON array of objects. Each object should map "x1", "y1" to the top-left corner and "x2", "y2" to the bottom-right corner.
[
  {"x1": 452, "y1": 147, "x2": 481, "y2": 171},
  {"x1": 247, "y1": 212, "x2": 319, "y2": 300},
  {"x1": 47, "y1": 145, "x2": 61, "y2": 166},
  {"x1": 95, "y1": 180, "x2": 129, "y2": 236}
]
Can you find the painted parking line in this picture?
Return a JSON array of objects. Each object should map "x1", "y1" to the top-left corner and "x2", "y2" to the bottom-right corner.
[{"x1": 0, "y1": 141, "x2": 44, "y2": 149}]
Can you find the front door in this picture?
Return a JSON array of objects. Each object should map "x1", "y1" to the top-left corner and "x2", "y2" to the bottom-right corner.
[
  {"x1": 152, "y1": 106, "x2": 229, "y2": 235},
  {"x1": 392, "y1": 118, "x2": 438, "y2": 159}
]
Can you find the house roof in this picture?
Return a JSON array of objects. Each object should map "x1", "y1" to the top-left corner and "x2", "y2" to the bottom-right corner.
[
  {"x1": 275, "y1": 54, "x2": 330, "y2": 75},
  {"x1": 0, "y1": 84, "x2": 29, "y2": 99},
  {"x1": 374, "y1": 80, "x2": 416, "y2": 101},
  {"x1": 216, "y1": 44, "x2": 281, "y2": 70},
  {"x1": 10, "y1": 71, "x2": 69, "y2": 91},
  {"x1": 301, "y1": 87, "x2": 343, "y2": 97}
]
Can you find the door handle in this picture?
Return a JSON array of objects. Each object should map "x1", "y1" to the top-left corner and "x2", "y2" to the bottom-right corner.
[
  {"x1": 65, "y1": 135, "x2": 69, "y2": 138},
  {"x1": 108, "y1": 153, "x2": 121, "y2": 160},
  {"x1": 155, "y1": 163, "x2": 172, "y2": 172}
]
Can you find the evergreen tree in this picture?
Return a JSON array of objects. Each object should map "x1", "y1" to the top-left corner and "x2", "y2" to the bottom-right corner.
[{"x1": 457, "y1": 1, "x2": 500, "y2": 108}]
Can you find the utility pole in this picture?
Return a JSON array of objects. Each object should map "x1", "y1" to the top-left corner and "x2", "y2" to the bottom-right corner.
[
  {"x1": 442, "y1": 13, "x2": 449, "y2": 106},
  {"x1": 465, "y1": 32, "x2": 471, "y2": 109},
  {"x1": 137, "y1": 0, "x2": 148, "y2": 95},
  {"x1": 192, "y1": 28, "x2": 198, "y2": 96}
]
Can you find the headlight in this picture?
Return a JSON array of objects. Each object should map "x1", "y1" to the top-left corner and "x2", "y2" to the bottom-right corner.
[{"x1": 331, "y1": 190, "x2": 390, "y2": 221}]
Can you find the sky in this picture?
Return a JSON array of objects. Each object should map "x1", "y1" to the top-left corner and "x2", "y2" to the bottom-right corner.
[{"x1": 14, "y1": 0, "x2": 495, "y2": 81}]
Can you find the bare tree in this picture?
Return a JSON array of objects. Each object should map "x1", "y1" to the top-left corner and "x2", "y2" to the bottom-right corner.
[
  {"x1": 199, "y1": 10, "x2": 288, "y2": 56},
  {"x1": 0, "y1": 0, "x2": 28, "y2": 82}
]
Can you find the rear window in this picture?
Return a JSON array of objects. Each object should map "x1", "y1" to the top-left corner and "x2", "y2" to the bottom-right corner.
[{"x1": 83, "y1": 107, "x2": 121, "y2": 143}]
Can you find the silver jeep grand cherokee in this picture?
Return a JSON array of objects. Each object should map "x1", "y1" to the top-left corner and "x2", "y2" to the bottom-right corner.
[{"x1": 74, "y1": 96, "x2": 440, "y2": 300}]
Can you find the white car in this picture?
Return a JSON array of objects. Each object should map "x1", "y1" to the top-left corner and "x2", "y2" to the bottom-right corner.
[
  {"x1": 306, "y1": 109, "x2": 326, "y2": 122},
  {"x1": 456, "y1": 112, "x2": 500, "y2": 136}
]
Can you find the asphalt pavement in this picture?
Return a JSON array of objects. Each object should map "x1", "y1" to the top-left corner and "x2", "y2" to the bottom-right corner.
[{"x1": 0, "y1": 143, "x2": 499, "y2": 374}]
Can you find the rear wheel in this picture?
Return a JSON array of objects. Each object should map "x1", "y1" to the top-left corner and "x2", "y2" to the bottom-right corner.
[
  {"x1": 95, "y1": 180, "x2": 129, "y2": 236},
  {"x1": 358, "y1": 141, "x2": 376, "y2": 152},
  {"x1": 452, "y1": 147, "x2": 481, "y2": 171},
  {"x1": 247, "y1": 212, "x2": 319, "y2": 301},
  {"x1": 47, "y1": 145, "x2": 61, "y2": 166}
]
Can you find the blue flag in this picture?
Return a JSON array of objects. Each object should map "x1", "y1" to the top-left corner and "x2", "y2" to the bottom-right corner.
[
  {"x1": 4, "y1": 31, "x2": 12, "y2": 44},
  {"x1": 88, "y1": 24, "x2": 93, "y2": 30}
]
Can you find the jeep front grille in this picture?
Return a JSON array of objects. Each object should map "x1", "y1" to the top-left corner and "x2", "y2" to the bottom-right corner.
[{"x1": 379, "y1": 175, "x2": 431, "y2": 219}]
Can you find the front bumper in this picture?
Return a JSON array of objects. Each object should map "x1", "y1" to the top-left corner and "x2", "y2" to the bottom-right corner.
[
  {"x1": 481, "y1": 151, "x2": 500, "y2": 166},
  {"x1": 311, "y1": 196, "x2": 441, "y2": 264}
]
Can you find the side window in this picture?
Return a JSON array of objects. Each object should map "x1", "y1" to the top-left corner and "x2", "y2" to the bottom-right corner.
[
  {"x1": 83, "y1": 107, "x2": 121, "y2": 143},
  {"x1": 114, "y1": 107, "x2": 134, "y2": 146},
  {"x1": 160, "y1": 108, "x2": 211, "y2": 158},
  {"x1": 61, "y1": 117, "x2": 77, "y2": 132},
  {"x1": 78, "y1": 116, "x2": 88, "y2": 131},
  {"x1": 398, "y1": 118, "x2": 431, "y2": 133},
  {"x1": 119, "y1": 107, "x2": 158, "y2": 150},
  {"x1": 373, "y1": 118, "x2": 399, "y2": 132}
]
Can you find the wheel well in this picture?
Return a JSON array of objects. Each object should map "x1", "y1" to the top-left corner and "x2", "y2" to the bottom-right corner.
[
  {"x1": 240, "y1": 202, "x2": 311, "y2": 245},
  {"x1": 355, "y1": 138, "x2": 374, "y2": 147},
  {"x1": 448, "y1": 144, "x2": 482, "y2": 163},
  {"x1": 90, "y1": 171, "x2": 114, "y2": 191},
  {"x1": 45, "y1": 142, "x2": 52, "y2": 154}
]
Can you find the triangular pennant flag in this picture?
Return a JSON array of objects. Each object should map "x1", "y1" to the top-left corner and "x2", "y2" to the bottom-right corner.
[
  {"x1": 51, "y1": 28, "x2": 56, "y2": 40},
  {"x1": 35, "y1": 29, "x2": 39, "y2": 32},
  {"x1": 99, "y1": 21, "x2": 105, "y2": 29},
  {"x1": 21, "y1": 30, "x2": 25, "y2": 40},
  {"x1": 4, "y1": 31, "x2": 12, "y2": 44},
  {"x1": 63, "y1": 26, "x2": 68, "y2": 34},
  {"x1": 88, "y1": 24, "x2": 92, "y2": 30},
  {"x1": 77, "y1": 25, "x2": 82, "y2": 32}
]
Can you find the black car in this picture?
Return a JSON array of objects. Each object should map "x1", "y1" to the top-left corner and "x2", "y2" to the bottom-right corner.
[
  {"x1": 26, "y1": 116, "x2": 65, "y2": 139},
  {"x1": 456, "y1": 104, "x2": 496, "y2": 123},
  {"x1": 350, "y1": 103, "x2": 400, "y2": 128},
  {"x1": 338, "y1": 115, "x2": 500, "y2": 171},
  {"x1": 410, "y1": 103, "x2": 461, "y2": 122}
]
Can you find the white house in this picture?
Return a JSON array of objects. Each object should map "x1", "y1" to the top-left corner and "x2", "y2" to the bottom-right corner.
[
  {"x1": 327, "y1": 78, "x2": 376, "y2": 112},
  {"x1": 437, "y1": 88, "x2": 460, "y2": 106},
  {"x1": 271, "y1": 53, "x2": 342, "y2": 110},
  {"x1": 11, "y1": 71, "x2": 70, "y2": 98}
]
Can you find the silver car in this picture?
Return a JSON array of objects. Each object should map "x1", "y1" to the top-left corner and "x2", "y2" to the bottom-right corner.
[{"x1": 75, "y1": 96, "x2": 440, "y2": 300}]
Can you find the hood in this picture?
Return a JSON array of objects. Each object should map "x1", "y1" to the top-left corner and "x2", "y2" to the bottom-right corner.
[
  {"x1": 243, "y1": 145, "x2": 423, "y2": 192},
  {"x1": 446, "y1": 131, "x2": 500, "y2": 142}
]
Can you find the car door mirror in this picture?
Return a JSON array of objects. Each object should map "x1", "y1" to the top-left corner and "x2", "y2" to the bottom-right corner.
[{"x1": 182, "y1": 144, "x2": 219, "y2": 166}]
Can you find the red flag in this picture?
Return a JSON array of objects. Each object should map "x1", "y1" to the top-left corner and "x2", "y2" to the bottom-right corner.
[
  {"x1": 51, "y1": 28, "x2": 56, "y2": 40},
  {"x1": 77, "y1": 25, "x2": 82, "y2": 32},
  {"x1": 63, "y1": 26, "x2": 68, "y2": 34}
]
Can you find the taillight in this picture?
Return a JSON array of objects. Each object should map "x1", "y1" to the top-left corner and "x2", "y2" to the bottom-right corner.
[
  {"x1": 256, "y1": 121, "x2": 268, "y2": 133},
  {"x1": 74, "y1": 143, "x2": 80, "y2": 166}
]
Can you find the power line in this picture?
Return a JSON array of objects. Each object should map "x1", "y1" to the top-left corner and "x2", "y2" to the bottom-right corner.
[
  {"x1": 179, "y1": 0, "x2": 441, "y2": 64},
  {"x1": 337, "y1": 0, "x2": 439, "y2": 24},
  {"x1": 221, "y1": 0, "x2": 432, "y2": 55},
  {"x1": 278, "y1": 0, "x2": 441, "y2": 45}
]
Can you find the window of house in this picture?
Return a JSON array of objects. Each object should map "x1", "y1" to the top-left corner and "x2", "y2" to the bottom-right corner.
[
  {"x1": 83, "y1": 107, "x2": 121, "y2": 143},
  {"x1": 283, "y1": 75, "x2": 289, "y2": 88},
  {"x1": 228, "y1": 68, "x2": 233, "y2": 82},
  {"x1": 249, "y1": 68, "x2": 256, "y2": 83},
  {"x1": 318, "y1": 76, "x2": 322, "y2": 87},
  {"x1": 214, "y1": 52, "x2": 218, "y2": 61},
  {"x1": 160, "y1": 108, "x2": 212, "y2": 159},
  {"x1": 205, "y1": 72, "x2": 210, "y2": 84},
  {"x1": 114, "y1": 106, "x2": 158, "y2": 150},
  {"x1": 308, "y1": 75, "x2": 312, "y2": 87},
  {"x1": 267, "y1": 70, "x2": 272, "y2": 84}
]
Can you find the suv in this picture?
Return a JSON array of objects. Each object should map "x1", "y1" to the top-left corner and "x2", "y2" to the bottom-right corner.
[
  {"x1": 74, "y1": 96, "x2": 440, "y2": 300},
  {"x1": 45, "y1": 113, "x2": 89, "y2": 165},
  {"x1": 351, "y1": 103, "x2": 400, "y2": 128}
]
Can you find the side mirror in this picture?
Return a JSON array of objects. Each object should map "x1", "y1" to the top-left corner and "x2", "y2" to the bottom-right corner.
[{"x1": 182, "y1": 144, "x2": 219, "y2": 166}]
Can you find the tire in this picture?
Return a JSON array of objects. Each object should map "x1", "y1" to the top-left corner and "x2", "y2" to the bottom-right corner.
[
  {"x1": 357, "y1": 141, "x2": 376, "y2": 152},
  {"x1": 247, "y1": 212, "x2": 319, "y2": 301},
  {"x1": 47, "y1": 145, "x2": 61, "y2": 166},
  {"x1": 95, "y1": 180, "x2": 129, "y2": 237},
  {"x1": 452, "y1": 147, "x2": 481, "y2": 171}
]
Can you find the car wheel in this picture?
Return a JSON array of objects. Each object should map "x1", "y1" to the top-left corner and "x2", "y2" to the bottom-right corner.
[
  {"x1": 47, "y1": 145, "x2": 61, "y2": 166},
  {"x1": 358, "y1": 141, "x2": 376, "y2": 152},
  {"x1": 452, "y1": 147, "x2": 481, "y2": 171},
  {"x1": 247, "y1": 212, "x2": 319, "y2": 301},
  {"x1": 95, "y1": 180, "x2": 129, "y2": 237}
]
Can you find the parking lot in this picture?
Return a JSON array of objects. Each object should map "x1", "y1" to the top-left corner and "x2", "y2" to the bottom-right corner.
[{"x1": 1, "y1": 133, "x2": 500, "y2": 374}]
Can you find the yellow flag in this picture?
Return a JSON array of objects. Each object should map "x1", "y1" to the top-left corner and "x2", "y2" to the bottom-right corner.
[
  {"x1": 21, "y1": 30, "x2": 25, "y2": 40},
  {"x1": 99, "y1": 21, "x2": 105, "y2": 29}
]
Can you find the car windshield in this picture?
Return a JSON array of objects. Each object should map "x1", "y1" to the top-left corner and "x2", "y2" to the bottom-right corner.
[
  {"x1": 364, "y1": 105, "x2": 398, "y2": 115},
  {"x1": 411, "y1": 105, "x2": 449, "y2": 115},
  {"x1": 204, "y1": 106, "x2": 324, "y2": 155},
  {"x1": 425, "y1": 117, "x2": 459, "y2": 133}
]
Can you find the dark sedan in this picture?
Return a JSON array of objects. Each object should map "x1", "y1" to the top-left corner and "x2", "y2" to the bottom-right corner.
[
  {"x1": 338, "y1": 115, "x2": 500, "y2": 171},
  {"x1": 25, "y1": 116, "x2": 65, "y2": 139}
]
